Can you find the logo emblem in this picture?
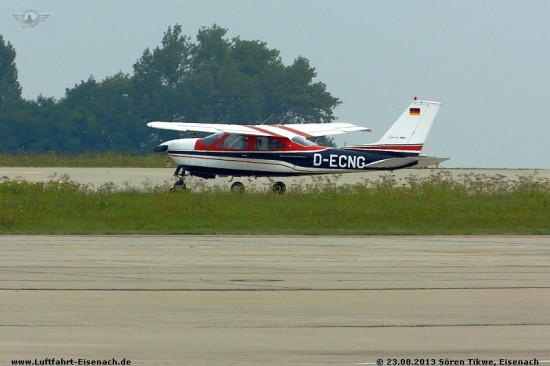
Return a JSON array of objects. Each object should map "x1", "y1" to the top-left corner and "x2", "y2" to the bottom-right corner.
[{"x1": 12, "y1": 9, "x2": 50, "y2": 28}]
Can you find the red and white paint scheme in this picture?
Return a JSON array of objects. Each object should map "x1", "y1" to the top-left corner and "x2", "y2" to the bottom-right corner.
[{"x1": 148, "y1": 98, "x2": 447, "y2": 193}]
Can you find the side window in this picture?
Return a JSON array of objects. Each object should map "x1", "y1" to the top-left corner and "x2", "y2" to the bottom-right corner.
[
  {"x1": 291, "y1": 136, "x2": 316, "y2": 147},
  {"x1": 254, "y1": 137, "x2": 285, "y2": 150},
  {"x1": 269, "y1": 138, "x2": 285, "y2": 150},
  {"x1": 217, "y1": 134, "x2": 249, "y2": 150},
  {"x1": 254, "y1": 137, "x2": 269, "y2": 151}
]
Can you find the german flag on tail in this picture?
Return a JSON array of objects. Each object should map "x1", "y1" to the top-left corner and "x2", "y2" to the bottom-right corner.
[{"x1": 409, "y1": 107, "x2": 421, "y2": 115}]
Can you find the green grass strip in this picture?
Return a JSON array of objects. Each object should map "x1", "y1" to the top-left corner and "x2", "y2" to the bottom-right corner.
[
  {"x1": 1, "y1": 172, "x2": 549, "y2": 235},
  {"x1": 0, "y1": 152, "x2": 172, "y2": 168}
]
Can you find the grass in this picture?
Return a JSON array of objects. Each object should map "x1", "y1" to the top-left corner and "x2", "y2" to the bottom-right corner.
[
  {"x1": 0, "y1": 152, "x2": 173, "y2": 168},
  {"x1": 1, "y1": 171, "x2": 549, "y2": 235}
]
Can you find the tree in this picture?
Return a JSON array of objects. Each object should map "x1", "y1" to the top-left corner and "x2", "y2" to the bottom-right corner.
[
  {"x1": 1, "y1": 25, "x2": 342, "y2": 155},
  {"x1": 131, "y1": 24, "x2": 341, "y2": 126},
  {"x1": 132, "y1": 24, "x2": 192, "y2": 122},
  {"x1": 0, "y1": 35, "x2": 22, "y2": 108},
  {"x1": 61, "y1": 73, "x2": 148, "y2": 153},
  {"x1": 283, "y1": 57, "x2": 339, "y2": 123}
]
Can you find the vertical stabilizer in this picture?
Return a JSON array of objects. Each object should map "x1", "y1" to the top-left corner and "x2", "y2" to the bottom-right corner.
[{"x1": 348, "y1": 99, "x2": 441, "y2": 155}]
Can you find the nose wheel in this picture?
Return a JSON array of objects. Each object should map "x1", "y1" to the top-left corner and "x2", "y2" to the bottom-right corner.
[
  {"x1": 172, "y1": 179, "x2": 186, "y2": 190},
  {"x1": 171, "y1": 165, "x2": 187, "y2": 191}
]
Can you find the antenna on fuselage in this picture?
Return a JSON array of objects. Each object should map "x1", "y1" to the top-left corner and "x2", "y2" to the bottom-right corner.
[
  {"x1": 260, "y1": 114, "x2": 275, "y2": 125},
  {"x1": 279, "y1": 111, "x2": 291, "y2": 125}
]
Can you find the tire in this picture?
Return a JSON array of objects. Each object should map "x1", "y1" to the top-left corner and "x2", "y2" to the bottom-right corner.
[
  {"x1": 272, "y1": 181, "x2": 286, "y2": 194},
  {"x1": 171, "y1": 179, "x2": 186, "y2": 191},
  {"x1": 230, "y1": 181, "x2": 245, "y2": 193}
]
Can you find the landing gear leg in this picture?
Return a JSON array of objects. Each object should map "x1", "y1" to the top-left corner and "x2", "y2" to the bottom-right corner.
[{"x1": 172, "y1": 165, "x2": 187, "y2": 191}]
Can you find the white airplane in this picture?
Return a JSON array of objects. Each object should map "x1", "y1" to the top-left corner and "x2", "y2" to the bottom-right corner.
[{"x1": 148, "y1": 98, "x2": 448, "y2": 193}]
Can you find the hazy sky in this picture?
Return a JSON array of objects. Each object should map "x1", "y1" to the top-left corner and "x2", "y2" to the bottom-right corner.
[{"x1": 1, "y1": 0, "x2": 549, "y2": 168}]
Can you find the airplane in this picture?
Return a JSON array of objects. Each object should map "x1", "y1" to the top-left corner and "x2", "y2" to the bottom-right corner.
[{"x1": 148, "y1": 98, "x2": 448, "y2": 193}]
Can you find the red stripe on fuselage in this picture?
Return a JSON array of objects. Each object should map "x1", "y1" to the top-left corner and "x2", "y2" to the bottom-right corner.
[{"x1": 346, "y1": 144, "x2": 423, "y2": 152}]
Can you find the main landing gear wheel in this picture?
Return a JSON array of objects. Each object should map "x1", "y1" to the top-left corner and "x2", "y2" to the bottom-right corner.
[
  {"x1": 230, "y1": 181, "x2": 245, "y2": 193},
  {"x1": 272, "y1": 181, "x2": 286, "y2": 194}
]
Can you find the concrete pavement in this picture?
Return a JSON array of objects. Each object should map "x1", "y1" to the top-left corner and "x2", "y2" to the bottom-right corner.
[{"x1": 1, "y1": 235, "x2": 549, "y2": 365}]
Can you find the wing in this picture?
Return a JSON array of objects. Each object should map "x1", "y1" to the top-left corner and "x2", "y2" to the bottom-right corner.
[
  {"x1": 147, "y1": 122, "x2": 274, "y2": 136},
  {"x1": 147, "y1": 121, "x2": 370, "y2": 138},
  {"x1": 270, "y1": 122, "x2": 370, "y2": 137}
]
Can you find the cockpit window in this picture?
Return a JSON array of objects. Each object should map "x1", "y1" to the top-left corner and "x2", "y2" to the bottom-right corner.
[
  {"x1": 254, "y1": 137, "x2": 285, "y2": 150},
  {"x1": 200, "y1": 132, "x2": 224, "y2": 146},
  {"x1": 217, "y1": 134, "x2": 249, "y2": 150},
  {"x1": 291, "y1": 136, "x2": 316, "y2": 147}
]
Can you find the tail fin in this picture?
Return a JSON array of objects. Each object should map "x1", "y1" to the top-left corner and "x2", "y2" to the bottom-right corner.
[{"x1": 349, "y1": 99, "x2": 441, "y2": 156}]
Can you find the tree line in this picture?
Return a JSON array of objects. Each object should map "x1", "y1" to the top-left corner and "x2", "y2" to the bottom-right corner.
[{"x1": 0, "y1": 25, "x2": 340, "y2": 154}]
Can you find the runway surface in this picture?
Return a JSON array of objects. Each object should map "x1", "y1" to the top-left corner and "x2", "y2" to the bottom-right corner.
[
  {"x1": 1, "y1": 235, "x2": 549, "y2": 365},
  {"x1": 1, "y1": 167, "x2": 549, "y2": 191}
]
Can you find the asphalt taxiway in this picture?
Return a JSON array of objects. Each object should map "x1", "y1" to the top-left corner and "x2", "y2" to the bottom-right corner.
[{"x1": 1, "y1": 235, "x2": 549, "y2": 365}]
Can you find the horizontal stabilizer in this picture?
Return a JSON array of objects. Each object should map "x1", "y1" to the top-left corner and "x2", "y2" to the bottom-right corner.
[
  {"x1": 366, "y1": 156, "x2": 449, "y2": 170},
  {"x1": 411, "y1": 157, "x2": 449, "y2": 168}
]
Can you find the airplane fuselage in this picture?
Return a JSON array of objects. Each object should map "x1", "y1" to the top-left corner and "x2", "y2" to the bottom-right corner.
[{"x1": 166, "y1": 135, "x2": 419, "y2": 179}]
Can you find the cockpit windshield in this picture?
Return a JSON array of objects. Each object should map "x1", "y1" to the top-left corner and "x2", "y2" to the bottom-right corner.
[{"x1": 200, "y1": 132, "x2": 224, "y2": 146}]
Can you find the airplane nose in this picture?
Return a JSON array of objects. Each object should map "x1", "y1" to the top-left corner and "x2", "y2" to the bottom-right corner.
[
  {"x1": 153, "y1": 138, "x2": 199, "y2": 153},
  {"x1": 153, "y1": 144, "x2": 168, "y2": 152}
]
